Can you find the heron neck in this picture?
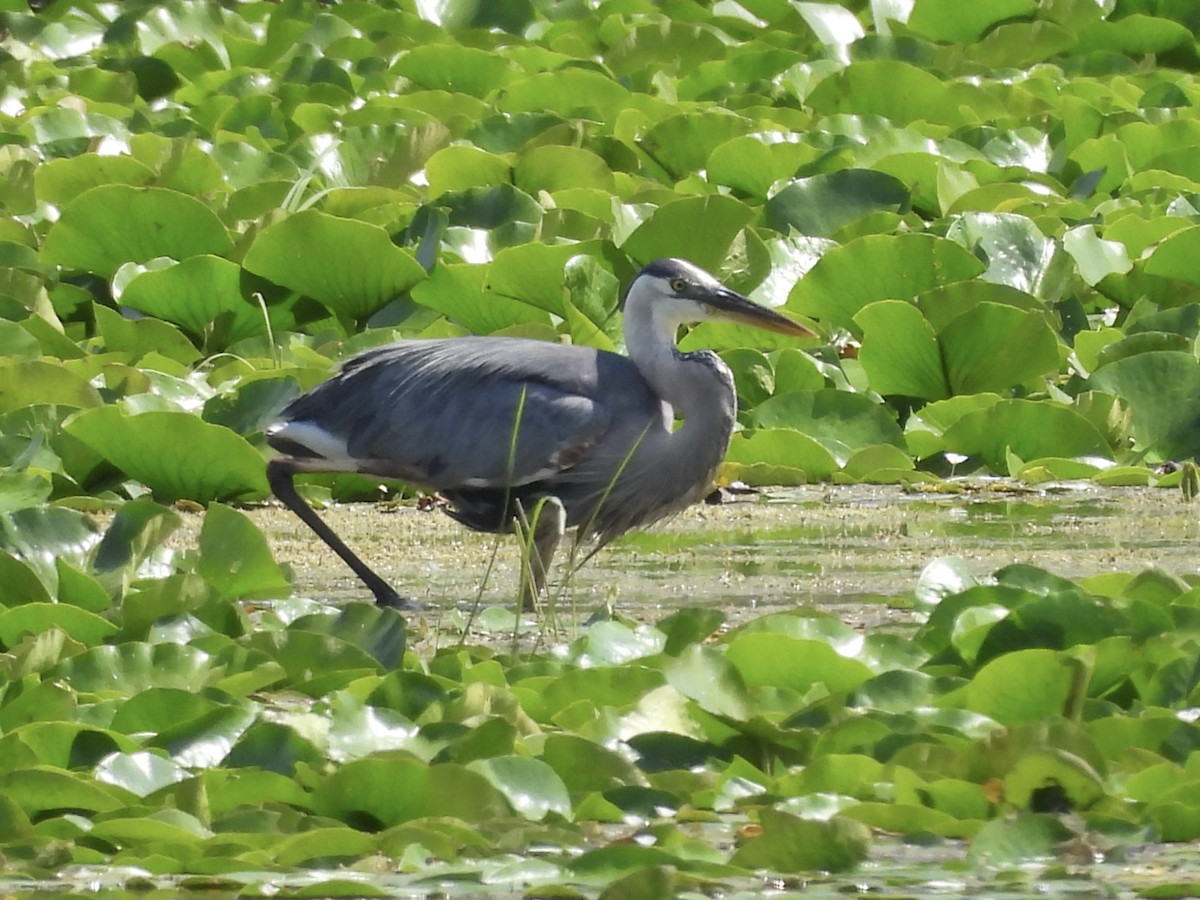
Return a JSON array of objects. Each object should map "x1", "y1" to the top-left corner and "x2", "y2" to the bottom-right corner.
[{"x1": 624, "y1": 297, "x2": 736, "y2": 426}]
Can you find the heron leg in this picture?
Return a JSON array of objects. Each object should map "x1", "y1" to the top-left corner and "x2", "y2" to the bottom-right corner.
[
  {"x1": 516, "y1": 497, "x2": 564, "y2": 612},
  {"x1": 266, "y1": 459, "x2": 416, "y2": 610}
]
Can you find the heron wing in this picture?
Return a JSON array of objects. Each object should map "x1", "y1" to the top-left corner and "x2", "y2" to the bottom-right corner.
[{"x1": 273, "y1": 337, "x2": 663, "y2": 490}]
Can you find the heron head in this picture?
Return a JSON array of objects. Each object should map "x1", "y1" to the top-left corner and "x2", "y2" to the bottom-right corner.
[{"x1": 628, "y1": 258, "x2": 814, "y2": 338}]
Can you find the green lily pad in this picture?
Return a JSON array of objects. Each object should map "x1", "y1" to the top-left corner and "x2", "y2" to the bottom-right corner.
[
  {"x1": 789, "y1": 234, "x2": 983, "y2": 335},
  {"x1": 467, "y1": 755, "x2": 573, "y2": 821},
  {"x1": 766, "y1": 169, "x2": 909, "y2": 238},
  {"x1": 0, "y1": 766, "x2": 130, "y2": 816},
  {"x1": 315, "y1": 757, "x2": 512, "y2": 827},
  {"x1": 622, "y1": 195, "x2": 755, "y2": 271},
  {"x1": 907, "y1": 0, "x2": 1038, "y2": 42},
  {"x1": 725, "y1": 632, "x2": 875, "y2": 696},
  {"x1": 855, "y1": 301, "x2": 947, "y2": 400},
  {"x1": 942, "y1": 400, "x2": 1111, "y2": 474},
  {"x1": 0, "y1": 360, "x2": 103, "y2": 415},
  {"x1": 66, "y1": 407, "x2": 269, "y2": 502},
  {"x1": 243, "y1": 209, "x2": 426, "y2": 323},
  {"x1": 725, "y1": 429, "x2": 839, "y2": 483},
  {"x1": 0, "y1": 603, "x2": 116, "y2": 648},
  {"x1": 939, "y1": 303, "x2": 1060, "y2": 395},
  {"x1": 198, "y1": 503, "x2": 291, "y2": 601},
  {"x1": 747, "y1": 389, "x2": 904, "y2": 463},
  {"x1": 731, "y1": 809, "x2": 869, "y2": 873},
  {"x1": 952, "y1": 649, "x2": 1084, "y2": 725},
  {"x1": 1089, "y1": 351, "x2": 1200, "y2": 460},
  {"x1": 118, "y1": 255, "x2": 265, "y2": 347},
  {"x1": 41, "y1": 185, "x2": 232, "y2": 278}
]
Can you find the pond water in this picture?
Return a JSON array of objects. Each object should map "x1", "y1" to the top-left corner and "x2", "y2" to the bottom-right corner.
[{"x1": 253, "y1": 482, "x2": 1199, "y2": 630}]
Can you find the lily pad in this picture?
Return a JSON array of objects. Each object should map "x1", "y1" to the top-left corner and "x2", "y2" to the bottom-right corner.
[
  {"x1": 41, "y1": 185, "x2": 232, "y2": 278},
  {"x1": 243, "y1": 209, "x2": 426, "y2": 323},
  {"x1": 65, "y1": 407, "x2": 269, "y2": 502},
  {"x1": 789, "y1": 234, "x2": 984, "y2": 335}
]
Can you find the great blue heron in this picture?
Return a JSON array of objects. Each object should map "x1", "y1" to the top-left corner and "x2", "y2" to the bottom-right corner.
[{"x1": 265, "y1": 258, "x2": 813, "y2": 609}]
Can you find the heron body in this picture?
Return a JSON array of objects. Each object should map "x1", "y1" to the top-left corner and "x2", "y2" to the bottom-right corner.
[{"x1": 266, "y1": 258, "x2": 812, "y2": 609}]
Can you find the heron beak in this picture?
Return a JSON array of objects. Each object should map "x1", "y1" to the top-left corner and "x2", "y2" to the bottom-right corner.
[{"x1": 704, "y1": 287, "x2": 816, "y2": 338}]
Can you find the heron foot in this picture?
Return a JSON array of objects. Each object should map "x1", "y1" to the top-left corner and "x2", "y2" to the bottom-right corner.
[{"x1": 374, "y1": 586, "x2": 420, "y2": 611}]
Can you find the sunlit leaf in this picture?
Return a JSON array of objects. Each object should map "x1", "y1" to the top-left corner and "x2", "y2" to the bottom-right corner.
[
  {"x1": 1089, "y1": 351, "x2": 1200, "y2": 460},
  {"x1": 731, "y1": 809, "x2": 869, "y2": 873},
  {"x1": 747, "y1": 389, "x2": 905, "y2": 462},
  {"x1": 0, "y1": 603, "x2": 116, "y2": 648},
  {"x1": 66, "y1": 407, "x2": 269, "y2": 502},
  {"x1": 198, "y1": 503, "x2": 290, "y2": 600},
  {"x1": 119, "y1": 255, "x2": 265, "y2": 347},
  {"x1": 467, "y1": 755, "x2": 572, "y2": 821},
  {"x1": 907, "y1": 0, "x2": 1037, "y2": 42},
  {"x1": 0, "y1": 766, "x2": 130, "y2": 816},
  {"x1": 95, "y1": 750, "x2": 190, "y2": 797},
  {"x1": 726, "y1": 632, "x2": 874, "y2": 695},
  {"x1": 243, "y1": 209, "x2": 426, "y2": 323},
  {"x1": 789, "y1": 234, "x2": 983, "y2": 335},
  {"x1": 942, "y1": 400, "x2": 1111, "y2": 474},
  {"x1": 954, "y1": 649, "x2": 1083, "y2": 725},
  {"x1": 41, "y1": 185, "x2": 231, "y2": 278},
  {"x1": 766, "y1": 170, "x2": 908, "y2": 238},
  {"x1": 940, "y1": 303, "x2": 1060, "y2": 395},
  {"x1": 315, "y1": 756, "x2": 512, "y2": 826},
  {"x1": 623, "y1": 196, "x2": 756, "y2": 271},
  {"x1": 855, "y1": 301, "x2": 947, "y2": 400}
]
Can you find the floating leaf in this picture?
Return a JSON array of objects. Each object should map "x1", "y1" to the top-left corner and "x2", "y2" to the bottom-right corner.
[
  {"x1": 243, "y1": 209, "x2": 426, "y2": 322},
  {"x1": 393, "y1": 43, "x2": 516, "y2": 97},
  {"x1": 467, "y1": 756, "x2": 573, "y2": 821},
  {"x1": 855, "y1": 301, "x2": 947, "y2": 400},
  {"x1": 198, "y1": 503, "x2": 291, "y2": 600},
  {"x1": 955, "y1": 649, "x2": 1083, "y2": 725},
  {"x1": 515, "y1": 145, "x2": 615, "y2": 195},
  {"x1": 0, "y1": 603, "x2": 116, "y2": 648},
  {"x1": 41, "y1": 185, "x2": 232, "y2": 278},
  {"x1": 622, "y1": 195, "x2": 756, "y2": 271},
  {"x1": 664, "y1": 644, "x2": 751, "y2": 720},
  {"x1": 907, "y1": 0, "x2": 1038, "y2": 42},
  {"x1": 0, "y1": 360, "x2": 102, "y2": 415},
  {"x1": 731, "y1": 809, "x2": 869, "y2": 873},
  {"x1": 0, "y1": 766, "x2": 129, "y2": 816},
  {"x1": 967, "y1": 812, "x2": 1073, "y2": 866},
  {"x1": 315, "y1": 757, "x2": 511, "y2": 827},
  {"x1": 789, "y1": 234, "x2": 983, "y2": 335},
  {"x1": 725, "y1": 429, "x2": 839, "y2": 483},
  {"x1": 766, "y1": 170, "x2": 909, "y2": 238},
  {"x1": 66, "y1": 407, "x2": 269, "y2": 502},
  {"x1": 51, "y1": 642, "x2": 217, "y2": 697},
  {"x1": 119, "y1": 255, "x2": 265, "y2": 347},
  {"x1": 1089, "y1": 351, "x2": 1200, "y2": 460},
  {"x1": 943, "y1": 401, "x2": 1111, "y2": 474},
  {"x1": 726, "y1": 632, "x2": 875, "y2": 696},
  {"x1": 939, "y1": 303, "x2": 1060, "y2": 395},
  {"x1": 747, "y1": 390, "x2": 905, "y2": 462},
  {"x1": 95, "y1": 750, "x2": 190, "y2": 797}
]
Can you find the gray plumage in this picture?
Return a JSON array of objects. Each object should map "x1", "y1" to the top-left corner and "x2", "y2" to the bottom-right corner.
[{"x1": 266, "y1": 258, "x2": 812, "y2": 610}]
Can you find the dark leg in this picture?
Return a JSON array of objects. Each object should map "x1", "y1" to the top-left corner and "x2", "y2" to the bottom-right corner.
[
  {"x1": 267, "y1": 459, "x2": 416, "y2": 610},
  {"x1": 515, "y1": 497, "x2": 564, "y2": 612}
]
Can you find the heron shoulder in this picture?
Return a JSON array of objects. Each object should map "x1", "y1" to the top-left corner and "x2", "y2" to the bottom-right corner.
[{"x1": 676, "y1": 347, "x2": 735, "y2": 393}]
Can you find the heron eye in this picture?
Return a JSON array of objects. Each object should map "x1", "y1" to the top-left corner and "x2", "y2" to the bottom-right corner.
[{"x1": 669, "y1": 278, "x2": 687, "y2": 293}]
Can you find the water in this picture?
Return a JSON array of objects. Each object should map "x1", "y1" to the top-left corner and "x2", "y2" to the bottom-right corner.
[{"x1": 256, "y1": 482, "x2": 1200, "y2": 626}]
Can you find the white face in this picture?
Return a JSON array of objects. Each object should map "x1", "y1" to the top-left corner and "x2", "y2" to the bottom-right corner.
[
  {"x1": 639, "y1": 279, "x2": 713, "y2": 329},
  {"x1": 653, "y1": 260, "x2": 722, "y2": 299}
]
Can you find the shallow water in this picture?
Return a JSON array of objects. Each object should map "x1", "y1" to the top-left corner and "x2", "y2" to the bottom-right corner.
[{"x1": 252, "y1": 482, "x2": 1199, "y2": 628}]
